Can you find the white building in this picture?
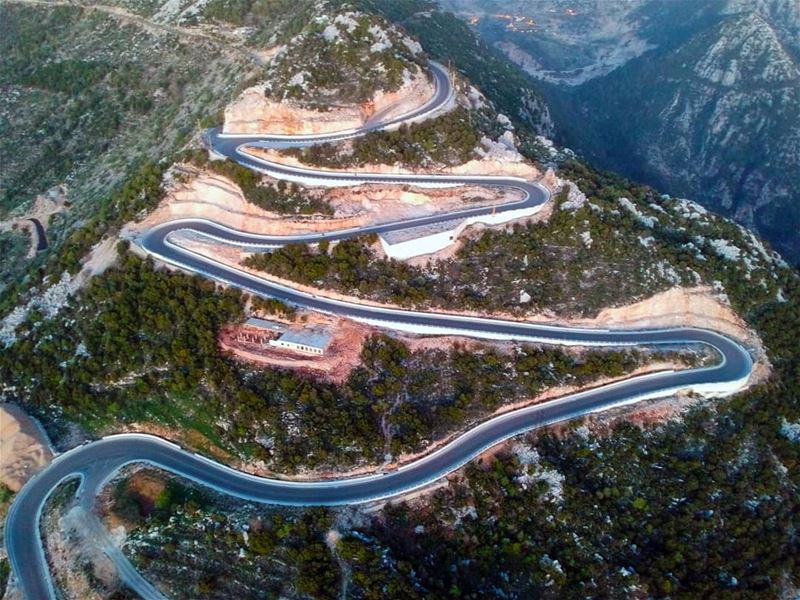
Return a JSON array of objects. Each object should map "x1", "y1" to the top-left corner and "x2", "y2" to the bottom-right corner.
[{"x1": 268, "y1": 329, "x2": 332, "y2": 355}]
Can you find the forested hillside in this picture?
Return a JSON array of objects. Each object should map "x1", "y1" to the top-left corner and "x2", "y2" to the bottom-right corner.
[
  {"x1": 1, "y1": 0, "x2": 799, "y2": 598},
  {"x1": 0, "y1": 0, "x2": 262, "y2": 293},
  {"x1": 359, "y1": 0, "x2": 554, "y2": 140}
]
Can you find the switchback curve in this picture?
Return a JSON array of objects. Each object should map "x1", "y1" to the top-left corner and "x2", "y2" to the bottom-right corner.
[{"x1": 6, "y1": 60, "x2": 754, "y2": 600}]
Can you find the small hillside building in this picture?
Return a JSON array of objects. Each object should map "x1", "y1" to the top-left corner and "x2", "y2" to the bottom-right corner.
[{"x1": 268, "y1": 328, "x2": 332, "y2": 355}]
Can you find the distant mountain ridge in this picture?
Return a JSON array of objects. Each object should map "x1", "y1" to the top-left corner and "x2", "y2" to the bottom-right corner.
[{"x1": 442, "y1": 0, "x2": 800, "y2": 264}]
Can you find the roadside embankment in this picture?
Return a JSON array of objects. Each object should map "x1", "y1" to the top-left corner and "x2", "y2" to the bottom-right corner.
[
  {"x1": 223, "y1": 67, "x2": 437, "y2": 135},
  {"x1": 126, "y1": 166, "x2": 517, "y2": 238}
]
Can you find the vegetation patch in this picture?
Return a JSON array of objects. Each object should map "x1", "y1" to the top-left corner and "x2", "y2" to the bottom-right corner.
[
  {"x1": 186, "y1": 150, "x2": 333, "y2": 215},
  {"x1": 360, "y1": 0, "x2": 554, "y2": 141},
  {"x1": 0, "y1": 161, "x2": 164, "y2": 319},
  {"x1": 111, "y1": 468, "x2": 339, "y2": 599},
  {"x1": 262, "y1": 6, "x2": 422, "y2": 106},
  {"x1": 287, "y1": 108, "x2": 481, "y2": 168}
]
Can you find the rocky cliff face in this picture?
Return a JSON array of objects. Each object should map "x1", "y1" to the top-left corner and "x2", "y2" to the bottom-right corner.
[
  {"x1": 223, "y1": 67, "x2": 435, "y2": 134},
  {"x1": 564, "y1": 5, "x2": 800, "y2": 263},
  {"x1": 445, "y1": 0, "x2": 800, "y2": 263},
  {"x1": 642, "y1": 12, "x2": 799, "y2": 226}
]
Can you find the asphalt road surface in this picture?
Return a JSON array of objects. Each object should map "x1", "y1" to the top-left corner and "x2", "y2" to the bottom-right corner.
[
  {"x1": 6, "y1": 60, "x2": 754, "y2": 600},
  {"x1": 28, "y1": 218, "x2": 47, "y2": 252}
]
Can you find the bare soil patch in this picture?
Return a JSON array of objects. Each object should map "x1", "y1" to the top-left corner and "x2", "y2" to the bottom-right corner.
[
  {"x1": 223, "y1": 67, "x2": 437, "y2": 135},
  {"x1": 0, "y1": 403, "x2": 53, "y2": 492},
  {"x1": 246, "y1": 145, "x2": 541, "y2": 180},
  {"x1": 126, "y1": 165, "x2": 516, "y2": 240}
]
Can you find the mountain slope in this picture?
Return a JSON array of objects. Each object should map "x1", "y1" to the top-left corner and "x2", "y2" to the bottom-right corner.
[
  {"x1": 446, "y1": 0, "x2": 800, "y2": 264},
  {"x1": 1, "y1": 1, "x2": 799, "y2": 598},
  {"x1": 564, "y1": 9, "x2": 800, "y2": 261},
  {"x1": 0, "y1": 0, "x2": 304, "y2": 293},
  {"x1": 361, "y1": 0, "x2": 554, "y2": 138},
  {"x1": 262, "y1": 9, "x2": 424, "y2": 106}
]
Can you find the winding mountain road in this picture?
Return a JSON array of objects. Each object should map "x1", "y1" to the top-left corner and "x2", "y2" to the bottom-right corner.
[{"x1": 6, "y1": 60, "x2": 754, "y2": 600}]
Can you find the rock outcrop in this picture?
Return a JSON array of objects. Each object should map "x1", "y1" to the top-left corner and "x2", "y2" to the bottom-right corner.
[{"x1": 223, "y1": 67, "x2": 435, "y2": 135}]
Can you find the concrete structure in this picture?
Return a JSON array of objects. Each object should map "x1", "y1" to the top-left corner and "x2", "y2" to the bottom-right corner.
[
  {"x1": 236, "y1": 318, "x2": 286, "y2": 347},
  {"x1": 378, "y1": 202, "x2": 545, "y2": 260},
  {"x1": 245, "y1": 317, "x2": 286, "y2": 333},
  {"x1": 238, "y1": 319, "x2": 331, "y2": 355},
  {"x1": 269, "y1": 328, "x2": 332, "y2": 355}
]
